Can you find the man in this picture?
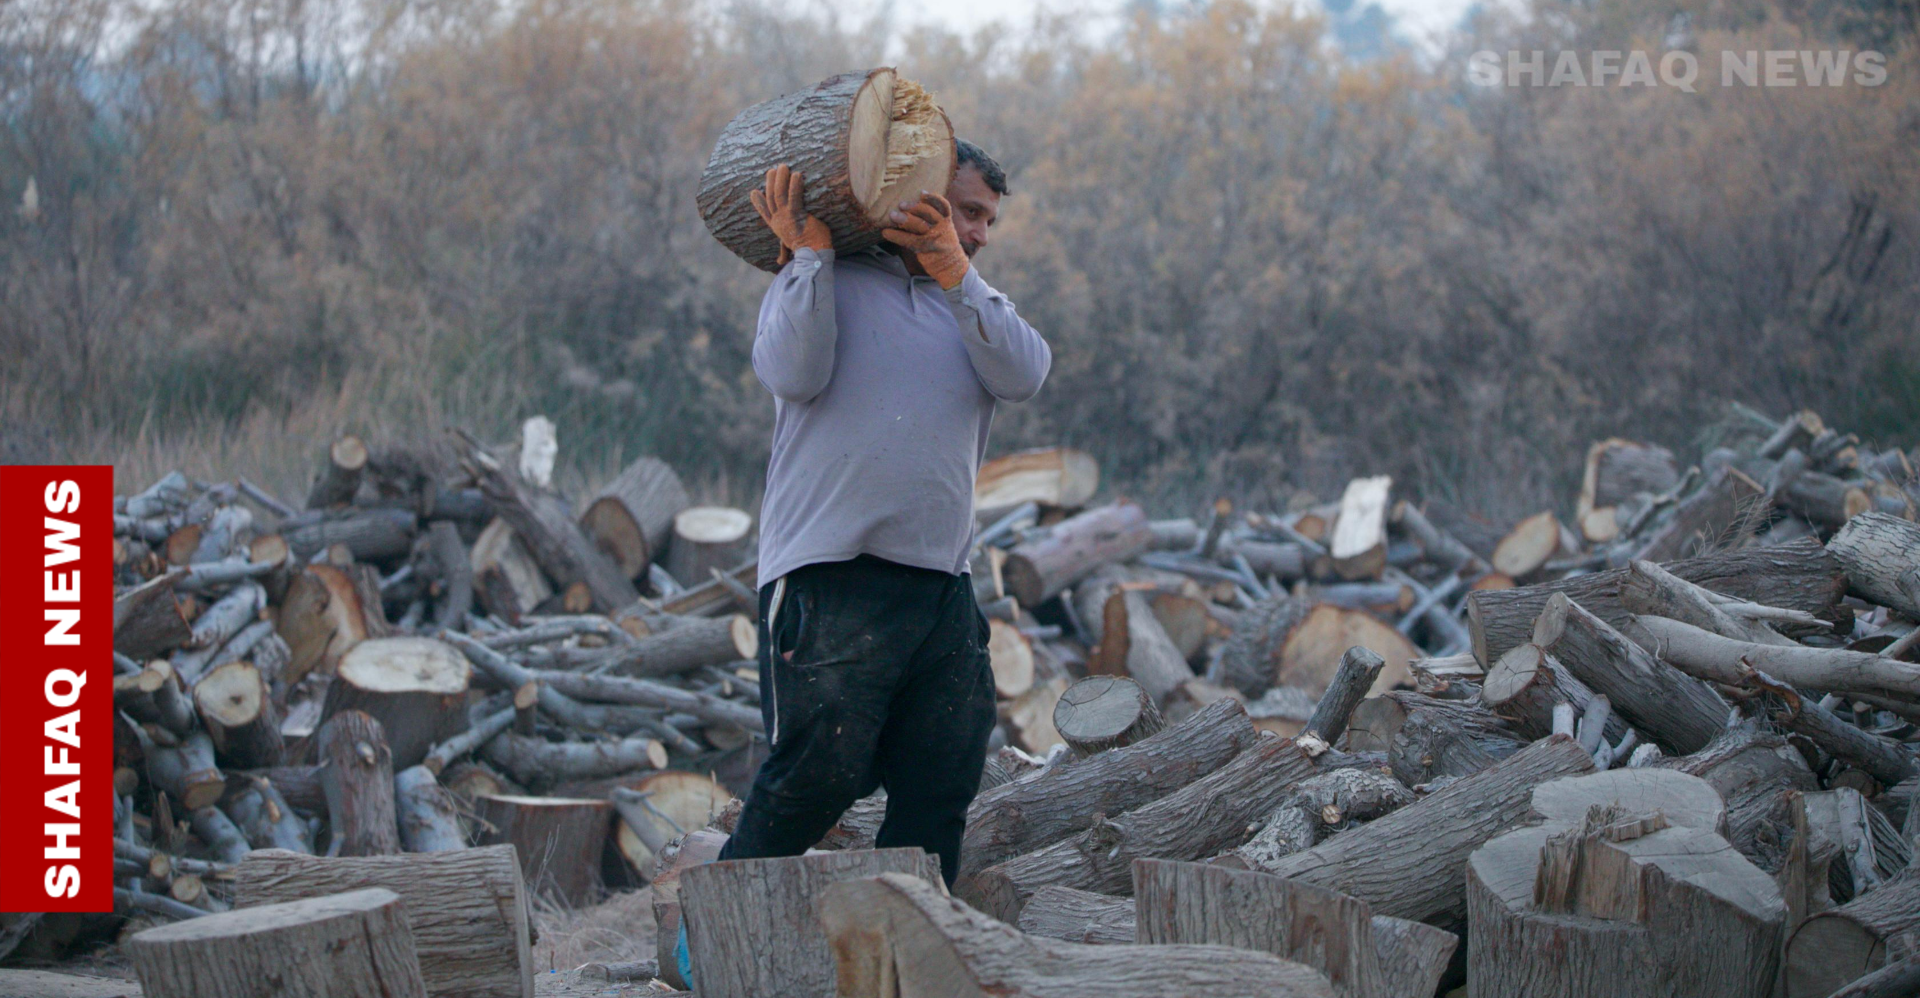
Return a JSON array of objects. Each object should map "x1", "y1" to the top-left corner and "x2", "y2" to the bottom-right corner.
[{"x1": 716, "y1": 140, "x2": 1048, "y2": 881}]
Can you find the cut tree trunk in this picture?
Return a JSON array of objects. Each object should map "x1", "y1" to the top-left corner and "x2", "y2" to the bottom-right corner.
[
  {"x1": 480, "y1": 732, "x2": 666, "y2": 790},
  {"x1": 277, "y1": 564, "x2": 376, "y2": 685},
  {"x1": 1787, "y1": 870, "x2": 1920, "y2": 998},
  {"x1": 305, "y1": 434, "x2": 369, "y2": 510},
  {"x1": 1577, "y1": 439, "x2": 1680, "y2": 543},
  {"x1": 571, "y1": 614, "x2": 757, "y2": 680},
  {"x1": 1328, "y1": 476, "x2": 1391, "y2": 581},
  {"x1": 1617, "y1": 558, "x2": 1795, "y2": 646},
  {"x1": 1300, "y1": 647, "x2": 1386, "y2": 754},
  {"x1": 1226, "y1": 768, "x2": 1415, "y2": 871},
  {"x1": 818, "y1": 872, "x2": 1338, "y2": 998},
  {"x1": 320, "y1": 637, "x2": 472, "y2": 771},
  {"x1": 1656, "y1": 722, "x2": 1817, "y2": 870},
  {"x1": 1533, "y1": 593, "x2": 1730, "y2": 754},
  {"x1": 147, "y1": 729, "x2": 225, "y2": 812},
  {"x1": 1016, "y1": 886, "x2": 1135, "y2": 944},
  {"x1": 1493, "y1": 511, "x2": 1564, "y2": 579},
  {"x1": 1468, "y1": 778, "x2": 1784, "y2": 998},
  {"x1": 1253, "y1": 735, "x2": 1595, "y2": 926},
  {"x1": 231, "y1": 845, "x2": 532, "y2": 998},
  {"x1": 1347, "y1": 690, "x2": 1524, "y2": 787},
  {"x1": 1052, "y1": 676, "x2": 1164, "y2": 756},
  {"x1": 316, "y1": 710, "x2": 401, "y2": 857},
  {"x1": 462, "y1": 441, "x2": 639, "y2": 614},
  {"x1": 422, "y1": 521, "x2": 473, "y2": 631},
  {"x1": 192, "y1": 661, "x2": 283, "y2": 769},
  {"x1": 679, "y1": 848, "x2": 945, "y2": 998},
  {"x1": 1478, "y1": 643, "x2": 1622, "y2": 743},
  {"x1": 1134, "y1": 858, "x2": 1457, "y2": 998},
  {"x1": 698, "y1": 68, "x2": 955, "y2": 273},
  {"x1": 958, "y1": 732, "x2": 1315, "y2": 921},
  {"x1": 580, "y1": 456, "x2": 689, "y2": 579},
  {"x1": 116, "y1": 660, "x2": 196, "y2": 738},
  {"x1": 609, "y1": 770, "x2": 734, "y2": 878},
  {"x1": 469, "y1": 518, "x2": 551, "y2": 624},
  {"x1": 959, "y1": 696, "x2": 1257, "y2": 878},
  {"x1": 1634, "y1": 464, "x2": 1765, "y2": 562},
  {"x1": 1221, "y1": 598, "x2": 1416, "y2": 700},
  {"x1": 1828, "y1": 512, "x2": 1920, "y2": 620},
  {"x1": 664, "y1": 506, "x2": 753, "y2": 586},
  {"x1": 1003, "y1": 501, "x2": 1154, "y2": 607},
  {"x1": 280, "y1": 506, "x2": 417, "y2": 564},
  {"x1": 975, "y1": 446, "x2": 1100, "y2": 521},
  {"x1": 988, "y1": 619, "x2": 1036, "y2": 698},
  {"x1": 473, "y1": 795, "x2": 611, "y2": 906},
  {"x1": 392, "y1": 766, "x2": 468, "y2": 853},
  {"x1": 1467, "y1": 536, "x2": 1847, "y2": 666},
  {"x1": 115, "y1": 572, "x2": 193, "y2": 661},
  {"x1": 126, "y1": 887, "x2": 426, "y2": 998},
  {"x1": 1092, "y1": 589, "x2": 1194, "y2": 705}
]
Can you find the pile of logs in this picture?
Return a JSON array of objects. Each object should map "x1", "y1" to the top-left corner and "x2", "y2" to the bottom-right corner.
[{"x1": 12, "y1": 404, "x2": 1917, "y2": 998}]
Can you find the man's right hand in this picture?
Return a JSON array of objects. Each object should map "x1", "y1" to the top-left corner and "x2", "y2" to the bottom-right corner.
[{"x1": 750, "y1": 164, "x2": 833, "y2": 268}]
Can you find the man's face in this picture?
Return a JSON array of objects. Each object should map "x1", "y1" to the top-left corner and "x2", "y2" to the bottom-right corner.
[{"x1": 947, "y1": 164, "x2": 999, "y2": 258}]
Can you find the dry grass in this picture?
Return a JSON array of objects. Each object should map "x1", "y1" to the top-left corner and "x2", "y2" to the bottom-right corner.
[{"x1": 529, "y1": 886, "x2": 659, "y2": 977}]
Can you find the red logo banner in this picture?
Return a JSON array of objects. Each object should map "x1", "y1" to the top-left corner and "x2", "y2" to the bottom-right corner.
[{"x1": 0, "y1": 466, "x2": 113, "y2": 912}]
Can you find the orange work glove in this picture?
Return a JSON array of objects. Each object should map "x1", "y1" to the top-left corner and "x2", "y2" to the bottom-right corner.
[
  {"x1": 882, "y1": 192, "x2": 970, "y2": 290},
  {"x1": 750, "y1": 164, "x2": 833, "y2": 267}
]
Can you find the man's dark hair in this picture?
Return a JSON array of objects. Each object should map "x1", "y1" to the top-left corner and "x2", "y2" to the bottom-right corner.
[{"x1": 955, "y1": 139, "x2": 1010, "y2": 196}]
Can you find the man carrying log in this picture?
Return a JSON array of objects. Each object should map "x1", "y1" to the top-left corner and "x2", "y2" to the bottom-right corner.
[{"x1": 709, "y1": 142, "x2": 1049, "y2": 888}]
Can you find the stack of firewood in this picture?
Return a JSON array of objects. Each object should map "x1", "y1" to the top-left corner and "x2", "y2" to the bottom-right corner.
[{"x1": 21, "y1": 404, "x2": 1918, "y2": 998}]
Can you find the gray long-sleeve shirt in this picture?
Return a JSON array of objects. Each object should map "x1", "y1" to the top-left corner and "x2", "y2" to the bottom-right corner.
[{"x1": 752, "y1": 244, "x2": 1051, "y2": 586}]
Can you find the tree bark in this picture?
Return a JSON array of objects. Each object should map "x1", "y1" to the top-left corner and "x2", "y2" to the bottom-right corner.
[
  {"x1": 1255, "y1": 735, "x2": 1594, "y2": 926},
  {"x1": 1656, "y1": 722, "x2": 1817, "y2": 869},
  {"x1": 462, "y1": 440, "x2": 639, "y2": 613},
  {"x1": 1534, "y1": 594, "x2": 1730, "y2": 754},
  {"x1": 114, "y1": 572, "x2": 193, "y2": 661},
  {"x1": 567, "y1": 614, "x2": 757, "y2": 680},
  {"x1": 1015, "y1": 886, "x2": 1136, "y2": 944},
  {"x1": 1633, "y1": 464, "x2": 1765, "y2": 562},
  {"x1": 1003, "y1": 501, "x2": 1154, "y2": 607},
  {"x1": 580, "y1": 456, "x2": 689, "y2": 578},
  {"x1": 958, "y1": 733, "x2": 1315, "y2": 921},
  {"x1": 423, "y1": 520, "x2": 473, "y2": 630},
  {"x1": 392, "y1": 766, "x2": 468, "y2": 853},
  {"x1": 280, "y1": 506, "x2": 417, "y2": 564},
  {"x1": 1301, "y1": 647, "x2": 1386, "y2": 754},
  {"x1": 1348, "y1": 690, "x2": 1523, "y2": 787},
  {"x1": 480, "y1": 731, "x2": 666, "y2": 791},
  {"x1": 818, "y1": 872, "x2": 1338, "y2": 998},
  {"x1": 1828, "y1": 512, "x2": 1920, "y2": 620},
  {"x1": 1467, "y1": 536, "x2": 1847, "y2": 666},
  {"x1": 663, "y1": 506, "x2": 754, "y2": 588},
  {"x1": 959, "y1": 696, "x2": 1257, "y2": 878},
  {"x1": 316, "y1": 710, "x2": 401, "y2": 857},
  {"x1": 148, "y1": 729, "x2": 226, "y2": 812},
  {"x1": 231, "y1": 845, "x2": 532, "y2": 998},
  {"x1": 1630, "y1": 614, "x2": 1920, "y2": 699},
  {"x1": 1226, "y1": 768, "x2": 1415, "y2": 871},
  {"x1": 126, "y1": 887, "x2": 426, "y2": 998},
  {"x1": 679, "y1": 848, "x2": 945, "y2": 998},
  {"x1": 697, "y1": 68, "x2": 955, "y2": 273}
]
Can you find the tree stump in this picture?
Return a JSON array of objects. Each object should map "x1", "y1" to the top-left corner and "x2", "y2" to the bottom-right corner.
[
  {"x1": 192, "y1": 660, "x2": 283, "y2": 769},
  {"x1": 679, "y1": 848, "x2": 944, "y2": 998},
  {"x1": 818, "y1": 872, "x2": 1337, "y2": 998},
  {"x1": 232, "y1": 847, "x2": 531, "y2": 998},
  {"x1": 1052, "y1": 676, "x2": 1164, "y2": 756},
  {"x1": 664, "y1": 507, "x2": 754, "y2": 587},
  {"x1": 1467, "y1": 771, "x2": 1784, "y2": 998},
  {"x1": 320, "y1": 637, "x2": 472, "y2": 771},
  {"x1": 697, "y1": 68, "x2": 955, "y2": 272},
  {"x1": 305, "y1": 435, "x2": 369, "y2": 510},
  {"x1": 473, "y1": 795, "x2": 611, "y2": 906},
  {"x1": 126, "y1": 887, "x2": 427, "y2": 998},
  {"x1": 580, "y1": 456, "x2": 689, "y2": 579}
]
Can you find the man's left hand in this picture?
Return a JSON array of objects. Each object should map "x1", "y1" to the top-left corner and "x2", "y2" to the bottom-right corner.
[{"x1": 882, "y1": 192, "x2": 970, "y2": 290}]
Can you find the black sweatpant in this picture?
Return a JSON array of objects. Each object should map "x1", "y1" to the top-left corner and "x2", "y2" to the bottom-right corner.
[{"x1": 715, "y1": 554, "x2": 998, "y2": 886}]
